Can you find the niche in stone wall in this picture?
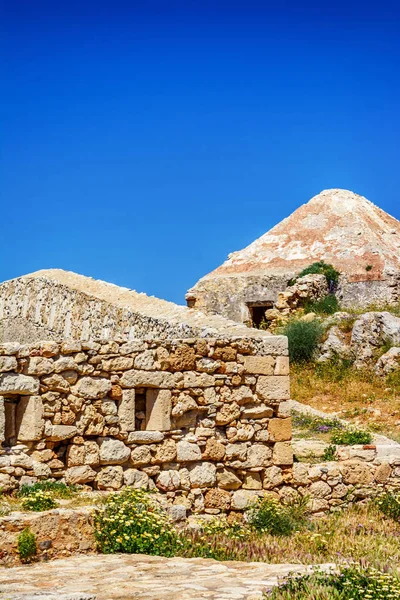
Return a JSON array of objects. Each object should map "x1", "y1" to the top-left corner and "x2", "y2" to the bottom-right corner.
[{"x1": 134, "y1": 388, "x2": 171, "y2": 432}]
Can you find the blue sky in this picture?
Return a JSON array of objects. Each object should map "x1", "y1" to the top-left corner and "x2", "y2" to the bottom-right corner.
[{"x1": 1, "y1": 1, "x2": 399, "y2": 304}]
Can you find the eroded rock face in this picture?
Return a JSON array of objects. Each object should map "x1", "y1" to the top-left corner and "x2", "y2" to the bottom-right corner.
[
  {"x1": 351, "y1": 312, "x2": 400, "y2": 367},
  {"x1": 375, "y1": 347, "x2": 400, "y2": 375}
]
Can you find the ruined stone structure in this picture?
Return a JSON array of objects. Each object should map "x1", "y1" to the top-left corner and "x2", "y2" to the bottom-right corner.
[
  {"x1": 187, "y1": 189, "x2": 400, "y2": 324},
  {"x1": 0, "y1": 269, "x2": 295, "y2": 514},
  {"x1": 0, "y1": 336, "x2": 291, "y2": 514}
]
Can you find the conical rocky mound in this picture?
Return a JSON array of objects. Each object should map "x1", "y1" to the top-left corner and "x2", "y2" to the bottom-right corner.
[{"x1": 206, "y1": 189, "x2": 400, "y2": 279}]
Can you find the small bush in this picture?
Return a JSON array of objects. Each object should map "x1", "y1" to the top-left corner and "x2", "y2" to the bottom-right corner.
[
  {"x1": 18, "y1": 528, "x2": 37, "y2": 562},
  {"x1": 269, "y1": 564, "x2": 400, "y2": 600},
  {"x1": 93, "y1": 488, "x2": 180, "y2": 556},
  {"x1": 21, "y1": 490, "x2": 57, "y2": 512},
  {"x1": 282, "y1": 319, "x2": 324, "y2": 363},
  {"x1": 294, "y1": 261, "x2": 340, "y2": 288},
  {"x1": 331, "y1": 427, "x2": 372, "y2": 445},
  {"x1": 246, "y1": 496, "x2": 307, "y2": 536},
  {"x1": 18, "y1": 481, "x2": 77, "y2": 499},
  {"x1": 305, "y1": 294, "x2": 341, "y2": 315},
  {"x1": 376, "y1": 491, "x2": 400, "y2": 521},
  {"x1": 322, "y1": 444, "x2": 337, "y2": 461}
]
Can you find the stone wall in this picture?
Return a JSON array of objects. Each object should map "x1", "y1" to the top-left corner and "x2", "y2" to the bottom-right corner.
[
  {"x1": 0, "y1": 336, "x2": 292, "y2": 515},
  {"x1": 0, "y1": 270, "x2": 264, "y2": 344},
  {"x1": 187, "y1": 272, "x2": 400, "y2": 324}
]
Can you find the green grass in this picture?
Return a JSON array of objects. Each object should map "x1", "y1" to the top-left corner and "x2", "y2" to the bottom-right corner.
[{"x1": 281, "y1": 319, "x2": 325, "y2": 363}]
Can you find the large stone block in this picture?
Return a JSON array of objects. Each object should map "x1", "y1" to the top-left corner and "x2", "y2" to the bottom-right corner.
[
  {"x1": 118, "y1": 389, "x2": 136, "y2": 432},
  {"x1": 65, "y1": 465, "x2": 96, "y2": 485},
  {"x1": 72, "y1": 377, "x2": 112, "y2": 399},
  {"x1": 0, "y1": 373, "x2": 39, "y2": 395},
  {"x1": 243, "y1": 356, "x2": 275, "y2": 375},
  {"x1": 16, "y1": 396, "x2": 44, "y2": 441},
  {"x1": 120, "y1": 370, "x2": 176, "y2": 389},
  {"x1": 217, "y1": 468, "x2": 242, "y2": 490},
  {"x1": 256, "y1": 375, "x2": 290, "y2": 402},
  {"x1": 272, "y1": 442, "x2": 293, "y2": 466},
  {"x1": 176, "y1": 441, "x2": 202, "y2": 462},
  {"x1": 189, "y1": 462, "x2": 217, "y2": 488},
  {"x1": 268, "y1": 418, "x2": 292, "y2": 442},
  {"x1": 146, "y1": 389, "x2": 171, "y2": 431},
  {"x1": 0, "y1": 356, "x2": 17, "y2": 372},
  {"x1": 98, "y1": 437, "x2": 131, "y2": 464}
]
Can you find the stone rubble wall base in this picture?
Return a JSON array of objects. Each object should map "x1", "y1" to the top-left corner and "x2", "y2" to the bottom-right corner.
[{"x1": 0, "y1": 336, "x2": 293, "y2": 515}]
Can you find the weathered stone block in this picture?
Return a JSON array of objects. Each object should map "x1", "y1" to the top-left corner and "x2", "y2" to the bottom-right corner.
[
  {"x1": 26, "y1": 357, "x2": 54, "y2": 376},
  {"x1": 243, "y1": 356, "x2": 275, "y2": 375},
  {"x1": 268, "y1": 418, "x2": 292, "y2": 442},
  {"x1": 0, "y1": 356, "x2": 17, "y2": 372},
  {"x1": 98, "y1": 438, "x2": 131, "y2": 464},
  {"x1": 256, "y1": 375, "x2": 290, "y2": 402},
  {"x1": 0, "y1": 397, "x2": 4, "y2": 443},
  {"x1": 45, "y1": 424, "x2": 77, "y2": 441},
  {"x1": 203, "y1": 438, "x2": 226, "y2": 461},
  {"x1": 177, "y1": 441, "x2": 202, "y2": 462},
  {"x1": 217, "y1": 468, "x2": 242, "y2": 490},
  {"x1": 272, "y1": 442, "x2": 293, "y2": 466},
  {"x1": 16, "y1": 396, "x2": 44, "y2": 441},
  {"x1": 102, "y1": 357, "x2": 134, "y2": 371},
  {"x1": 274, "y1": 356, "x2": 290, "y2": 376},
  {"x1": 127, "y1": 431, "x2": 164, "y2": 444},
  {"x1": 120, "y1": 370, "x2": 176, "y2": 389},
  {"x1": 96, "y1": 465, "x2": 124, "y2": 490},
  {"x1": 118, "y1": 389, "x2": 136, "y2": 432},
  {"x1": 65, "y1": 465, "x2": 96, "y2": 485},
  {"x1": 72, "y1": 377, "x2": 112, "y2": 399},
  {"x1": 146, "y1": 389, "x2": 171, "y2": 431},
  {"x1": 204, "y1": 488, "x2": 231, "y2": 510},
  {"x1": 0, "y1": 373, "x2": 39, "y2": 395},
  {"x1": 215, "y1": 402, "x2": 240, "y2": 426},
  {"x1": 189, "y1": 462, "x2": 216, "y2": 488}
]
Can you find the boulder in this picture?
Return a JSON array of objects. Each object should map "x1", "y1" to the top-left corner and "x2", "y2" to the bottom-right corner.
[
  {"x1": 375, "y1": 347, "x2": 400, "y2": 375},
  {"x1": 98, "y1": 438, "x2": 131, "y2": 464}
]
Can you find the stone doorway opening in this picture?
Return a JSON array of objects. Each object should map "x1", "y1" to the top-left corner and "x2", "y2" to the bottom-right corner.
[
  {"x1": 247, "y1": 302, "x2": 274, "y2": 329},
  {"x1": 1, "y1": 397, "x2": 19, "y2": 447}
]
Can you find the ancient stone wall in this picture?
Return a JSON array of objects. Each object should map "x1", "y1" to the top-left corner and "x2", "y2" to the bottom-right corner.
[
  {"x1": 0, "y1": 271, "x2": 262, "y2": 344},
  {"x1": 187, "y1": 273, "x2": 400, "y2": 324},
  {"x1": 0, "y1": 336, "x2": 292, "y2": 515}
]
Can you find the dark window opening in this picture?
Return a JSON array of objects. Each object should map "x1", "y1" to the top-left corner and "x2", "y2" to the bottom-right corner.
[
  {"x1": 247, "y1": 302, "x2": 274, "y2": 329},
  {"x1": 135, "y1": 388, "x2": 147, "y2": 431},
  {"x1": 2, "y1": 398, "x2": 18, "y2": 447},
  {"x1": 186, "y1": 296, "x2": 196, "y2": 309}
]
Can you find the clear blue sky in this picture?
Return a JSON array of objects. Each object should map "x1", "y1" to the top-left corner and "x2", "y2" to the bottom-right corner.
[{"x1": 2, "y1": 1, "x2": 399, "y2": 304}]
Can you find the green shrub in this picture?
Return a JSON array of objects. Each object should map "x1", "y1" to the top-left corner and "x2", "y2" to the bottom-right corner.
[
  {"x1": 21, "y1": 490, "x2": 57, "y2": 511},
  {"x1": 331, "y1": 427, "x2": 372, "y2": 445},
  {"x1": 17, "y1": 528, "x2": 37, "y2": 562},
  {"x1": 282, "y1": 319, "x2": 324, "y2": 363},
  {"x1": 376, "y1": 491, "x2": 400, "y2": 521},
  {"x1": 18, "y1": 481, "x2": 77, "y2": 499},
  {"x1": 322, "y1": 444, "x2": 337, "y2": 461},
  {"x1": 269, "y1": 564, "x2": 400, "y2": 599},
  {"x1": 93, "y1": 488, "x2": 180, "y2": 556},
  {"x1": 246, "y1": 496, "x2": 307, "y2": 536},
  {"x1": 305, "y1": 294, "x2": 341, "y2": 315},
  {"x1": 295, "y1": 261, "x2": 340, "y2": 287}
]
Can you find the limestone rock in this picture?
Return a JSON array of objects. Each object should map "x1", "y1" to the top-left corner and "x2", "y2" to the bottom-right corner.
[
  {"x1": 96, "y1": 465, "x2": 124, "y2": 490},
  {"x1": 156, "y1": 470, "x2": 180, "y2": 491},
  {"x1": 272, "y1": 442, "x2": 293, "y2": 466},
  {"x1": 154, "y1": 439, "x2": 177, "y2": 463},
  {"x1": 268, "y1": 418, "x2": 292, "y2": 442},
  {"x1": 231, "y1": 489, "x2": 261, "y2": 510},
  {"x1": 189, "y1": 463, "x2": 216, "y2": 488},
  {"x1": 243, "y1": 356, "x2": 275, "y2": 375},
  {"x1": 0, "y1": 373, "x2": 39, "y2": 395},
  {"x1": 217, "y1": 468, "x2": 242, "y2": 490},
  {"x1": 26, "y1": 357, "x2": 54, "y2": 376},
  {"x1": 215, "y1": 402, "x2": 240, "y2": 426},
  {"x1": 16, "y1": 396, "x2": 44, "y2": 441},
  {"x1": 203, "y1": 438, "x2": 226, "y2": 461},
  {"x1": 375, "y1": 347, "x2": 400, "y2": 375},
  {"x1": 340, "y1": 460, "x2": 373, "y2": 485},
  {"x1": 45, "y1": 424, "x2": 77, "y2": 441},
  {"x1": 176, "y1": 441, "x2": 202, "y2": 462},
  {"x1": 65, "y1": 465, "x2": 96, "y2": 485},
  {"x1": 98, "y1": 438, "x2": 131, "y2": 464},
  {"x1": 127, "y1": 431, "x2": 165, "y2": 444},
  {"x1": 72, "y1": 377, "x2": 112, "y2": 399},
  {"x1": 130, "y1": 446, "x2": 152, "y2": 466},
  {"x1": 204, "y1": 488, "x2": 231, "y2": 510},
  {"x1": 196, "y1": 358, "x2": 220, "y2": 374},
  {"x1": 123, "y1": 468, "x2": 151, "y2": 489},
  {"x1": 0, "y1": 356, "x2": 17, "y2": 372},
  {"x1": 256, "y1": 376, "x2": 290, "y2": 402}
]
